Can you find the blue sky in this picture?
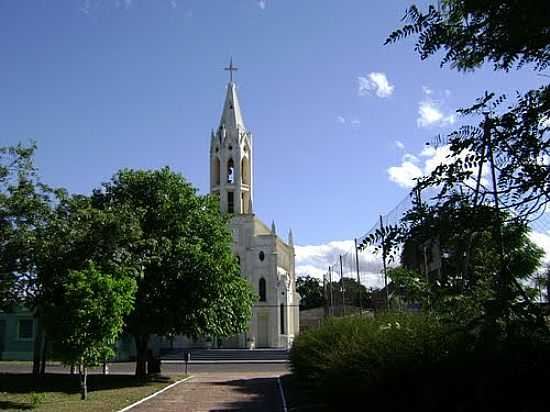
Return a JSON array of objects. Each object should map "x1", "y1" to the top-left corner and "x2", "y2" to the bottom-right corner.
[{"x1": 1, "y1": 0, "x2": 547, "y2": 279}]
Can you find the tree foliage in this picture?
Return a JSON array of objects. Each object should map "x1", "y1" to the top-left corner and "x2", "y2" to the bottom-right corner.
[
  {"x1": 0, "y1": 143, "x2": 58, "y2": 311},
  {"x1": 2, "y1": 147, "x2": 254, "y2": 378},
  {"x1": 91, "y1": 168, "x2": 255, "y2": 376},
  {"x1": 37, "y1": 194, "x2": 141, "y2": 312},
  {"x1": 386, "y1": 0, "x2": 550, "y2": 71},
  {"x1": 384, "y1": 0, "x2": 549, "y2": 332},
  {"x1": 388, "y1": 199, "x2": 544, "y2": 323},
  {"x1": 328, "y1": 277, "x2": 369, "y2": 308},
  {"x1": 296, "y1": 275, "x2": 325, "y2": 310},
  {"x1": 43, "y1": 263, "x2": 136, "y2": 400},
  {"x1": 386, "y1": 1, "x2": 550, "y2": 222}
]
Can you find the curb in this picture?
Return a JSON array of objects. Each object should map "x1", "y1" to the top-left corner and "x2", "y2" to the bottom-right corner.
[
  {"x1": 277, "y1": 377, "x2": 288, "y2": 412},
  {"x1": 118, "y1": 375, "x2": 193, "y2": 412},
  {"x1": 161, "y1": 359, "x2": 288, "y2": 364}
]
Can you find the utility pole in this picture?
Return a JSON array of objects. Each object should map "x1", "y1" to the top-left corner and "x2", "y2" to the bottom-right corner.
[
  {"x1": 340, "y1": 255, "x2": 345, "y2": 316},
  {"x1": 380, "y1": 215, "x2": 389, "y2": 312},
  {"x1": 354, "y1": 238, "x2": 363, "y2": 313},
  {"x1": 323, "y1": 271, "x2": 329, "y2": 318},
  {"x1": 462, "y1": 133, "x2": 487, "y2": 287},
  {"x1": 484, "y1": 113, "x2": 508, "y2": 310},
  {"x1": 484, "y1": 113, "x2": 542, "y2": 326},
  {"x1": 328, "y1": 266, "x2": 334, "y2": 317}
]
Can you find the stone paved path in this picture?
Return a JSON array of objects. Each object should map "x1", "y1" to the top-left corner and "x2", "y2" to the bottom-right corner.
[{"x1": 129, "y1": 372, "x2": 284, "y2": 412}]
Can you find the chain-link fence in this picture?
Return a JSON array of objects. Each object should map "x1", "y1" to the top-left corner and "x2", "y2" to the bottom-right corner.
[{"x1": 321, "y1": 185, "x2": 550, "y2": 315}]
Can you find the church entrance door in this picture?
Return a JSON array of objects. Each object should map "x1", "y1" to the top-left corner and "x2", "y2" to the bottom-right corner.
[{"x1": 257, "y1": 312, "x2": 269, "y2": 348}]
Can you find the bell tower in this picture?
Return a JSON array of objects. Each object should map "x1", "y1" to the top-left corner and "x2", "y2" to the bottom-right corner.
[{"x1": 210, "y1": 59, "x2": 253, "y2": 214}]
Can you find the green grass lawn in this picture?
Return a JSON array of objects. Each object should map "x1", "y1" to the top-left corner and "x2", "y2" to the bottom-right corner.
[{"x1": 0, "y1": 373, "x2": 187, "y2": 411}]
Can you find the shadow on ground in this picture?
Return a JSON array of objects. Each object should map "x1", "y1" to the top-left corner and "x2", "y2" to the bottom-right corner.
[
  {"x1": 0, "y1": 401, "x2": 32, "y2": 411},
  {"x1": 0, "y1": 373, "x2": 171, "y2": 396},
  {"x1": 208, "y1": 377, "x2": 282, "y2": 412},
  {"x1": 279, "y1": 374, "x2": 330, "y2": 412}
]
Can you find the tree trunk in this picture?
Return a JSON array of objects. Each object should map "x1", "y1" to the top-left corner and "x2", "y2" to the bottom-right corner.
[
  {"x1": 79, "y1": 364, "x2": 88, "y2": 400},
  {"x1": 40, "y1": 335, "x2": 48, "y2": 375},
  {"x1": 134, "y1": 334, "x2": 149, "y2": 377},
  {"x1": 32, "y1": 316, "x2": 43, "y2": 378}
]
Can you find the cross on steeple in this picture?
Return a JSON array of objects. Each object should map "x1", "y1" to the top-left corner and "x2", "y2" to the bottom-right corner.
[{"x1": 224, "y1": 58, "x2": 238, "y2": 82}]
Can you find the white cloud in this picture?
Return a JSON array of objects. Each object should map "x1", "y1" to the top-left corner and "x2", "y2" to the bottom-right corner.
[
  {"x1": 388, "y1": 158, "x2": 423, "y2": 188},
  {"x1": 419, "y1": 145, "x2": 453, "y2": 175},
  {"x1": 357, "y1": 72, "x2": 394, "y2": 98},
  {"x1": 120, "y1": 0, "x2": 132, "y2": 8},
  {"x1": 80, "y1": 0, "x2": 91, "y2": 14},
  {"x1": 395, "y1": 140, "x2": 405, "y2": 150},
  {"x1": 337, "y1": 115, "x2": 361, "y2": 128},
  {"x1": 417, "y1": 101, "x2": 455, "y2": 128},
  {"x1": 530, "y1": 231, "x2": 550, "y2": 265},
  {"x1": 295, "y1": 241, "x2": 389, "y2": 288},
  {"x1": 257, "y1": 0, "x2": 266, "y2": 9},
  {"x1": 388, "y1": 139, "x2": 493, "y2": 194},
  {"x1": 417, "y1": 86, "x2": 456, "y2": 128},
  {"x1": 170, "y1": 0, "x2": 177, "y2": 8},
  {"x1": 387, "y1": 145, "x2": 460, "y2": 189}
]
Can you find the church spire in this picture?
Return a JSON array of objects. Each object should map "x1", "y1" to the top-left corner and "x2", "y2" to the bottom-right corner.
[{"x1": 219, "y1": 59, "x2": 245, "y2": 131}]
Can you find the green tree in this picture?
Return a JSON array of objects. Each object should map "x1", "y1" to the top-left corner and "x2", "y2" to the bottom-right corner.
[
  {"x1": 386, "y1": 0, "x2": 550, "y2": 72},
  {"x1": 296, "y1": 275, "x2": 325, "y2": 310},
  {"x1": 43, "y1": 263, "x2": 136, "y2": 400},
  {"x1": 389, "y1": 199, "x2": 544, "y2": 321},
  {"x1": 0, "y1": 143, "x2": 60, "y2": 376},
  {"x1": 328, "y1": 277, "x2": 369, "y2": 308},
  {"x1": 92, "y1": 168, "x2": 255, "y2": 376},
  {"x1": 385, "y1": 1, "x2": 549, "y2": 330}
]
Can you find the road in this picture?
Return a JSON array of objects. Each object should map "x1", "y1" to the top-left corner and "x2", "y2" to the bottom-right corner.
[{"x1": 0, "y1": 361, "x2": 290, "y2": 376}]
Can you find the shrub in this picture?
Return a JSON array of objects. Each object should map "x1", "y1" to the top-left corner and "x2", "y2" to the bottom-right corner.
[
  {"x1": 30, "y1": 392, "x2": 46, "y2": 409},
  {"x1": 289, "y1": 312, "x2": 550, "y2": 411}
]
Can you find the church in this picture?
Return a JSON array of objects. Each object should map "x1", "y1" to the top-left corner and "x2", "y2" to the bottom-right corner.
[
  {"x1": 156, "y1": 64, "x2": 300, "y2": 352},
  {"x1": 207, "y1": 64, "x2": 300, "y2": 348}
]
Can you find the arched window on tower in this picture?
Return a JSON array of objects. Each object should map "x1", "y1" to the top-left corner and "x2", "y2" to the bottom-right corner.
[
  {"x1": 241, "y1": 156, "x2": 249, "y2": 185},
  {"x1": 227, "y1": 158, "x2": 235, "y2": 184},
  {"x1": 214, "y1": 157, "x2": 221, "y2": 186},
  {"x1": 259, "y1": 278, "x2": 266, "y2": 302},
  {"x1": 227, "y1": 191, "x2": 234, "y2": 214}
]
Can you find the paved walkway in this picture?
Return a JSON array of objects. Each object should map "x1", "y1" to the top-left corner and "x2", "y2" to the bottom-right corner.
[{"x1": 129, "y1": 372, "x2": 285, "y2": 412}]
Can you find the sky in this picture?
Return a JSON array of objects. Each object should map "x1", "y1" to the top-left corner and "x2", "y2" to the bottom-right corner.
[{"x1": 1, "y1": 0, "x2": 548, "y2": 283}]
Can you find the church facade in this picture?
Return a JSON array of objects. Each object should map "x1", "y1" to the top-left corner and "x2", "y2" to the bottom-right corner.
[{"x1": 208, "y1": 76, "x2": 300, "y2": 349}]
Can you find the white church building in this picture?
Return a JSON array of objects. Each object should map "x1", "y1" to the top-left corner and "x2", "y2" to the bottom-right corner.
[{"x1": 158, "y1": 65, "x2": 300, "y2": 351}]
